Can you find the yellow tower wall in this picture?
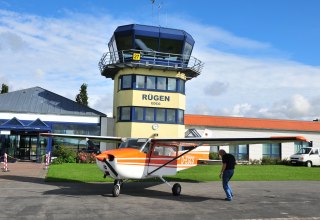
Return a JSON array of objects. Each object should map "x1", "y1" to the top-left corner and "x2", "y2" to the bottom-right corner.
[{"x1": 113, "y1": 68, "x2": 187, "y2": 138}]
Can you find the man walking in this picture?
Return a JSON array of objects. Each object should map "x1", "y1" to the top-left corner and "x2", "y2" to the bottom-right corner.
[{"x1": 219, "y1": 149, "x2": 236, "y2": 201}]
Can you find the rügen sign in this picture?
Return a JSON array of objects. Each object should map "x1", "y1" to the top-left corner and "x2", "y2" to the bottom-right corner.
[{"x1": 142, "y1": 94, "x2": 170, "y2": 106}]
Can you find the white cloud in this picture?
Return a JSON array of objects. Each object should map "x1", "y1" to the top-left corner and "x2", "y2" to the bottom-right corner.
[
  {"x1": 1, "y1": 9, "x2": 320, "y2": 121},
  {"x1": 0, "y1": 31, "x2": 28, "y2": 51},
  {"x1": 0, "y1": 9, "x2": 132, "y2": 114},
  {"x1": 203, "y1": 81, "x2": 229, "y2": 96}
]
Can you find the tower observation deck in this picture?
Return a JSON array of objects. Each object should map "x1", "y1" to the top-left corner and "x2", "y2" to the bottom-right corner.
[
  {"x1": 99, "y1": 24, "x2": 203, "y2": 80},
  {"x1": 99, "y1": 24, "x2": 203, "y2": 138}
]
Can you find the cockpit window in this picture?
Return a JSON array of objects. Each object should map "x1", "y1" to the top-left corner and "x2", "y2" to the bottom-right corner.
[{"x1": 119, "y1": 139, "x2": 145, "y2": 150}]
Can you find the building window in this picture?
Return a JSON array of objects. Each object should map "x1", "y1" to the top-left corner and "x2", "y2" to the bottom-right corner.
[
  {"x1": 52, "y1": 124, "x2": 101, "y2": 151},
  {"x1": 135, "y1": 36, "x2": 158, "y2": 51},
  {"x1": 119, "y1": 107, "x2": 184, "y2": 124},
  {"x1": 210, "y1": 146, "x2": 219, "y2": 153},
  {"x1": 157, "y1": 77, "x2": 166, "y2": 90},
  {"x1": 177, "y1": 109, "x2": 184, "y2": 124},
  {"x1": 119, "y1": 74, "x2": 185, "y2": 94},
  {"x1": 121, "y1": 75, "x2": 132, "y2": 89},
  {"x1": 159, "y1": 38, "x2": 183, "y2": 54},
  {"x1": 156, "y1": 108, "x2": 166, "y2": 122},
  {"x1": 115, "y1": 35, "x2": 132, "y2": 51},
  {"x1": 230, "y1": 145, "x2": 249, "y2": 160},
  {"x1": 178, "y1": 79, "x2": 185, "y2": 94},
  {"x1": 294, "y1": 141, "x2": 309, "y2": 153},
  {"x1": 145, "y1": 108, "x2": 155, "y2": 121},
  {"x1": 146, "y1": 76, "x2": 156, "y2": 90},
  {"x1": 167, "y1": 109, "x2": 176, "y2": 123},
  {"x1": 134, "y1": 107, "x2": 144, "y2": 121},
  {"x1": 119, "y1": 107, "x2": 131, "y2": 121},
  {"x1": 263, "y1": 143, "x2": 281, "y2": 159},
  {"x1": 135, "y1": 75, "x2": 145, "y2": 89},
  {"x1": 168, "y1": 78, "x2": 177, "y2": 91}
]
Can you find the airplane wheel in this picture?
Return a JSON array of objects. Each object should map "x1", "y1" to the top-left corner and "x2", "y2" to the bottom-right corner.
[
  {"x1": 172, "y1": 183, "x2": 181, "y2": 196},
  {"x1": 112, "y1": 184, "x2": 120, "y2": 197}
]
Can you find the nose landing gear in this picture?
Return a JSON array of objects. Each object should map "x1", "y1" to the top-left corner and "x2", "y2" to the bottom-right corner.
[{"x1": 112, "y1": 179, "x2": 124, "y2": 197}]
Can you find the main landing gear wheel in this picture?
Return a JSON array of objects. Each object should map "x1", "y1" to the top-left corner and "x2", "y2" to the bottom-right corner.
[{"x1": 172, "y1": 183, "x2": 181, "y2": 196}]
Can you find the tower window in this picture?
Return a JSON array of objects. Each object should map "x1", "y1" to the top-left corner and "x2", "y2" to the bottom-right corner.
[
  {"x1": 119, "y1": 107, "x2": 131, "y2": 121},
  {"x1": 121, "y1": 75, "x2": 132, "y2": 89},
  {"x1": 119, "y1": 74, "x2": 185, "y2": 94},
  {"x1": 146, "y1": 76, "x2": 156, "y2": 89},
  {"x1": 134, "y1": 107, "x2": 144, "y2": 121},
  {"x1": 156, "y1": 109, "x2": 166, "y2": 122},
  {"x1": 145, "y1": 108, "x2": 155, "y2": 121},
  {"x1": 135, "y1": 75, "x2": 145, "y2": 89},
  {"x1": 168, "y1": 78, "x2": 177, "y2": 91},
  {"x1": 167, "y1": 109, "x2": 176, "y2": 123},
  {"x1": 118, "y1": 107, "x2": 184, "y2": 124},
  {"x1": 157, "y1": 77, "x2": 166, "y2": 90}
]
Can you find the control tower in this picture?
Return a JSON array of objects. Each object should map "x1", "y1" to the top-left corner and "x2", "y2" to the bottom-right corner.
[{"x1": 99, "y1": 24, "x2": 203, "y2": 138}]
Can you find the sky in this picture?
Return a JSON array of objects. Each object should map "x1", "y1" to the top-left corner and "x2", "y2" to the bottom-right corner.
[{"x1": 1, "y1": 0, "x2": 320, "y2": 121}]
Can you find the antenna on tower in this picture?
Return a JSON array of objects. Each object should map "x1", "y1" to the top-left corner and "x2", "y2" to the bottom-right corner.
[
  {"x1": 151, "y1": 0, "x2": 155, "y2": 25},
  {"x1": 158, "y1": 2, "x2": 162, "y2": 26}
]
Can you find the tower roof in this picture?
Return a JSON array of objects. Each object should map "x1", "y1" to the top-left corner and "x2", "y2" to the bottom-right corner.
[{"x1": 114, "y1": 24, "x2": 195, "y2": 45}]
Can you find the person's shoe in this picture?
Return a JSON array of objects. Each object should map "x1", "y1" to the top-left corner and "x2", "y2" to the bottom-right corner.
[{"x1": 224, "y1": 198, "x2": 232, "y2": 201}]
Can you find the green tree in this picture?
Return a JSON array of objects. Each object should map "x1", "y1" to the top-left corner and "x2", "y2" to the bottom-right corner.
[
  {"x1": 75, "y1": 83, "x2": 88, "y2": 106},
  {"x1": 1, "y1": 84, "x2": 9, "y2": 94}
]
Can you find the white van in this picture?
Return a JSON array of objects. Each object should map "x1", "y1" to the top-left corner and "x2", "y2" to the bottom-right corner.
[{"x1": 290, "y1": 147, "x2": 320, "y2": 167}]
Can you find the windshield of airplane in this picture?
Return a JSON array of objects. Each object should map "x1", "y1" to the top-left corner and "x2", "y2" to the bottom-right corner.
[
  {"x1": 119, "y1": 139, "x2": 146, "y2": 150},
  {"x1": 296, "y1": 148, "x2": 312, "y2": 154}
]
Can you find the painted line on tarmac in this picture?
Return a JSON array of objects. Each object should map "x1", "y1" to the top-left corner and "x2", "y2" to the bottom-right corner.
[{"x1": 234, "y1": 217, "x2": 320, "y2": 220}]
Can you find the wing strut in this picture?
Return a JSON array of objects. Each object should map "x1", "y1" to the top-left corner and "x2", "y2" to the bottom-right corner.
[
  {"x1": 147, "y1": 146, "x2": 197, "y2": 176},
  {"x1": 103, "y1": 159, "x2": 118, "y2": 177}
]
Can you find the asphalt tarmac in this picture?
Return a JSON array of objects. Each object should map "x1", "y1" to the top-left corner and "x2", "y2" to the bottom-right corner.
[{"x1": 0, "y1": 172, "x2": 320, "y2": 220}]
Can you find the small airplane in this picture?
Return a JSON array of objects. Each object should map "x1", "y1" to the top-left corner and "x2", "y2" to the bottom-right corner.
[{"x1": 40, "y1": 133, "x2": 306, "y2": 197}]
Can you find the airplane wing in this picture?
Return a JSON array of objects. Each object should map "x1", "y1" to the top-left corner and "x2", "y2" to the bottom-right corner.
[
  {"x1": 150, "y1": 136, "x2": 307, "y2": 146},
  {"x1": 40, "y1": 133, "x2": 124, "y2": 143}
]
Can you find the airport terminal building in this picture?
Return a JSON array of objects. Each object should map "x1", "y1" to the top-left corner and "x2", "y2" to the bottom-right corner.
[
  {"x1": 0, "y1": 87, "x2": 108, "y2": 161},
  {"x1": 1, "y1": 24, "x2": 320, "y2": 162}
]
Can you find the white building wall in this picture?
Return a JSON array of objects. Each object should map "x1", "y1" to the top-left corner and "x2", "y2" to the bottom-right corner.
[
  {"x1": 282, "y1": 142, "x2": 294, "y2": 160},
  {"x1": 219, "y1": 145, "x2": 229, "y2": 153},
  {"x1": 186, "y1": 125, "x2": 320, "y2": 161},
  {"x1": 100, "y1": 117, "x2": 108, "y2": 151},
  {"x1": 249, "y1": 144, "x2": 262, "y2": 161}
]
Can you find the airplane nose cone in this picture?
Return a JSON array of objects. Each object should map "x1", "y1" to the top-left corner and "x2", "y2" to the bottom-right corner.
[{"x1": 96, "y1": 154, "x2": 106, "y2": 161}]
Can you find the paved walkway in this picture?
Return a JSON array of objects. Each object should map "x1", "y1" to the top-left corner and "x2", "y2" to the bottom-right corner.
[{"x1": 0, "y1": 161, "x2": 47, "y2": 182}]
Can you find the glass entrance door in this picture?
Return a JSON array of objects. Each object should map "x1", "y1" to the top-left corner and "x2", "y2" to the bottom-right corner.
[{"x1": 19, "y1": 136, "x2": 31, "y2": 160}]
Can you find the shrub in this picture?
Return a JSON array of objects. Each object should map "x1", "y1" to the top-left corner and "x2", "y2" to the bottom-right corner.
[
  {"x1": 51, "y1": 146, "x2": 76, "y2": 164},
  {"x1": 209, "y1": 152, "x2": 220, "y2": 160},
  {"x1": 249, "y1": 159, "x2": 261, "y2": 165},
  {"x1": 261, "y1": 157, "x2": 290, "y2": 165},
  {"x1": 77, "y1": 152, "x2": 96, "y2": 163}
]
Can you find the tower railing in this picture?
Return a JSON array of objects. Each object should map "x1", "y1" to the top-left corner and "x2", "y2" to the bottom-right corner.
[{"x1": 99, "y1": 49, "x2": 203, "y2": 77}]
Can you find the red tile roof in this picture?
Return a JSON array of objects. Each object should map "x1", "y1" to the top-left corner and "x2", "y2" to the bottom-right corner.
[{"x1": 185, "y1": 114, "x2": 320, "y2": 132}]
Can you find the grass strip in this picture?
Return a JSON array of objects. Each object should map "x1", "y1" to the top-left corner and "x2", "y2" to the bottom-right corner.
[{"x1": 46, "y1": 163, "x2": 320, "y2": 183}]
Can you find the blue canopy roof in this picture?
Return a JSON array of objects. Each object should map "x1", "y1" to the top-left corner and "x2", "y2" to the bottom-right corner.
[{"x1": 0, "y1": 117, "x2": 51, "y2": 132}]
